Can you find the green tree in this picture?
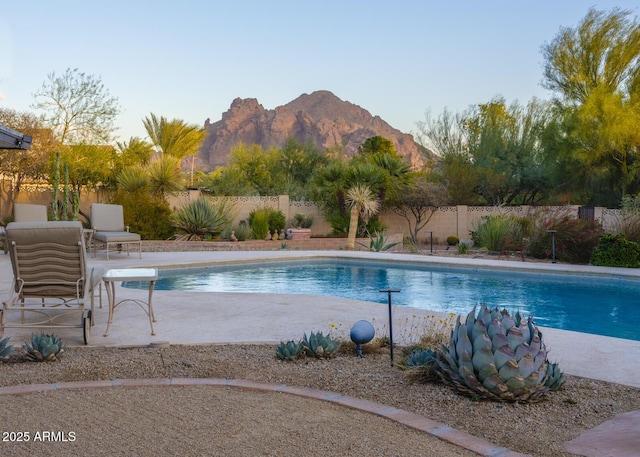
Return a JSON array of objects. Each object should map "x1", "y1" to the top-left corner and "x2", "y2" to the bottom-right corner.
[
  {"x1": 390, "y1": 175, "x2": 449, "y2": 245},
  {"x1": 143, "y1": 113, "x2": 207, "y2": 187},
  {"x1": 31, "y1": 67, "x2": 121, "y2": 145},
  {"x1": 415, "y1": 109, "x2": 482, "y2": 204},
  {"x1": 279, "y1": 138, "x2": 328, "y2": 199},
  {"x1": 116, "y1": 137, "x2": 155, "y2": 168},
  {"x1": 54, "y1": 144, "x2": 117, "y2": 196},
  {"x1": 350, "y1": 137, "x2": 411, "y2": 206},
  {"x1": 310, "y1": 160, "x2": 350, "y2": 233},
  {"x1": 542, "y1": 8, "x2": 640, "y2": 105},
  {"x1": 464, "y1": 98, "x2": 551, "y2": 205},
  {"x1": 417, "y1": 100, "x2": 552, "y2": 205},
  {"x1": 357, "y1": 136, "x2": 396, "y2": 155},
  {"x1": 206, "y1": 143, "x2": 285, "y2": 196},
  {"x1": 542, "y1": 7, "x2": 640, "y2": 205},
  {"x1": 142, "y1": 113, "x2": 206, "y2": 160},
  {"x1": 0, "y1": 108, "x2": 56, "y2": 215}
]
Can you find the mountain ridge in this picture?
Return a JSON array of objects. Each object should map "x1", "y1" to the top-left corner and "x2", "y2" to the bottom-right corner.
[{"x1": 197, "y1": 90, "x2": 429, "y2": 170}]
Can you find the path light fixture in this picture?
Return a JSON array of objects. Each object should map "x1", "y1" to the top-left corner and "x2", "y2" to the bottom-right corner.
[
  {"x1": 546, "y1": 229, "x2": 557, "y2": 263},
  {"x1": 426, "y1": 230, "x2": 433, "y2": 253},
  {"x1": 379, "y1": 288, "x2": 400, "y2": 366},
  {"x1": 349, "y1": 320, "x2": 375, "y2": 357}
]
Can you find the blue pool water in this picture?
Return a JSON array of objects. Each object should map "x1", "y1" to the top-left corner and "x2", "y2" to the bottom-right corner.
[{"x1": 124, "y1": 260, "x2": 640, "y2": 341}]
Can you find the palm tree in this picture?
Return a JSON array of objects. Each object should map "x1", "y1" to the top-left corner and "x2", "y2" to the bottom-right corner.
[
  {"x1": 142, "y1": 113, "x2": 206, "y2": 160},
  {"x1": 148, "y1": 155, "x2": 184, "y2": 196},
  {"x1": 116, "y1": 166, "x2": 149, "y2": 193},
  {"x1": 345, "y1": 184, "x2": 380, "y2": 250}
]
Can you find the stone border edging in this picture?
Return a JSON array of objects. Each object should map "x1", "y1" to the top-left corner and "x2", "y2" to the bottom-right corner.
[{"x1": 0, "y1": 378, "x2": 531, "y2": 457}]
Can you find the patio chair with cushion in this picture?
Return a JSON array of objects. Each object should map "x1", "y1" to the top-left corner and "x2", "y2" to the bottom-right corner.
[
  {"x1": 13, "y1": 203, "x2": 48, "y2": 222},
  {"x1": 90, "y1": 203, "x2": 142, "y2": 260},
  {"x1": 1, "y1": 221, "x2": 103, "y2": 344}
]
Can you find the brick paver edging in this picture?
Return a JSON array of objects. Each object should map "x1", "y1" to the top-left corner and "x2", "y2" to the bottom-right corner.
[{"x1": 0, "y1": 377, "x2": 530, "y2": 457}]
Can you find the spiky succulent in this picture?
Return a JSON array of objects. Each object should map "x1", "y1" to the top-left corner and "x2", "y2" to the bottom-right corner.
[
  {"x1": 545, "y1": 361, "x2": 565, "y2": 391},
  {"x1": 302, "y1": 331, "x2": 341, "y2": 358},
  {"x1": 276, "y1": 340, "x2": 305, "y2": 360},
  {"x1": 404, "y1": 348, "x2": 440, "y2": 369},
  {"x1": 438, "y1": 304, "x2": 559, "y2": 403},
  {"x1": 401, "y1": 348, "x2": 441, "y2": 383},
  {"x1": 0, "y1": 337, "x2": 15, "y2": 362},
  {"x1": 24, "y1": 333, "x2": 66, "y2": 362}
]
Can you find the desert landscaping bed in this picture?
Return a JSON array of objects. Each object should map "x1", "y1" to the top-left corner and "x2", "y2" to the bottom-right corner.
[{"x1": 1, "y1": 343, "x2": 638, "y2": 457}]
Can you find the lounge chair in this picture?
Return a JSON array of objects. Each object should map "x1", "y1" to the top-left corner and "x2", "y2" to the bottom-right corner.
[
  {"x1": 3, "y1": 204, "x2": 48, "y2": 253},
  {"x1": 1, "y1": 221, "x2": 103, "y2": 344},
  {"x1": 13, "y1": 203, "x2": 48, "y2": 222},
  {"x1": 90, "y1": 203, "x2": 141, "y2": 260}
]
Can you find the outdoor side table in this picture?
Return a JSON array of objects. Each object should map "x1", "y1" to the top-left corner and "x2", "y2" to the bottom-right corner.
[{"x1": 103, "y1": 268, "x2": 158, "y2": 337}]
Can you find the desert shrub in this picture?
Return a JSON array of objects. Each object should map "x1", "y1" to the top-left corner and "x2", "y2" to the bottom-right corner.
[
  {"x1": 249, "y1": 208, "x2": 270, "y2": 239},
  {"x1": 446, "y1": 235, "x2": 459, "y2": 246},
  {"x1": 457, "y1": 241, "x2": 469, "y2": 254},
  {"x1": 324, "y1": 209, "x2": 350, "y2": 236},
  {"x1": 527, "y1": 215, "x2": 603, "y2": 264},
  {"x1": 288, "y1": 213, "x2": 313, "y2": 228},
  {"x1": 614, "y1": 194, "x2": 640, "y2": 243},
  {"x1": 323, "y1": 210, "x2": 385, "y2": 238},
  {"x1": 365, "y1": 217, "x2": 386, "y2": 236},
  {"x1": 268, "y1": 209, "x2": 286, "y2": 233},
  {"x1": 248, "y1": 207, "x2": 286, "y2": 238},
  {"x1": 471, "y1": 214, "x2": 528, "y2": 252},
  {"x1": 221, "y1": 223, "x2": 251, "y2": 241},
  {"x1": 591, "y1": 234, "x2": 640, "y2": 268},
  {"x1": 112, "y1": 190, "x2": 174, "y2": 240},
  {"x1": 172, "y1": 197, "x2": 233, "y2": 241}
]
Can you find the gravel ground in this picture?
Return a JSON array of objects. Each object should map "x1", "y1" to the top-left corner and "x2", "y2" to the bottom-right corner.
[{"x1": 1, "y1": 343, "x2": 639, "y2": 457}]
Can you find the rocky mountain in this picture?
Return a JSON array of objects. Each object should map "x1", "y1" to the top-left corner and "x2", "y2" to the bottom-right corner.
[{"x1": 197, "y1": 90, "x2": 430, "y2": 171}]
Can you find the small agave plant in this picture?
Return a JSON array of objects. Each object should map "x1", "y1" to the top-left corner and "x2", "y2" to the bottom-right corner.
[
  {"x1": 401, "y1": 348, "x2": 441, "y2": 383},
  {"x1": 404, "y1": 348, "x2": 440, "y2": 369},
  {"x1": 302, "y1": 331, "x2": 341, "y2": 358},
  {"x1": 24, "y1": 333, "x2": 66, "y2": 362},
  {"x1": 276, "y1": 340, "x2": 305, "y2": 361},
  {"x1": 545, "y1": 361, "x2": 565, "y2": 391},
  {"x1": 438, "y1": 304, "x2": 563, "y2": 402},
  {"x1": 0, "y1": 336, "x2": 15, "y2": 362}
]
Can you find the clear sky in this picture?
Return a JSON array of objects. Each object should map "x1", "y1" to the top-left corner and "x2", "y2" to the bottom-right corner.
[{"x1": 1, "y1": 1, "x2": 638, "y2": 143}]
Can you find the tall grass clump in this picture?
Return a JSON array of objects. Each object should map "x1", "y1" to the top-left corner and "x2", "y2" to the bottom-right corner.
[
  {"x1": 472, "y1": 214, "x2": 530, "y2": 252},
  {"x1": 248, "y1": 207, "x2": 270, "y2": 239}
]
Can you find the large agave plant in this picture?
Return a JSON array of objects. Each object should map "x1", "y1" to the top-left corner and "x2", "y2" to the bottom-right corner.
[{"x1": 438, "y1": 304, "x2": 560, "y2": 402}]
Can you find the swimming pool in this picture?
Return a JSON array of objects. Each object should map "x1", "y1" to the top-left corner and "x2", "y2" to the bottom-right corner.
[{"x1": 123, "y1": 259, "x2": 640, "y2": 341}]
